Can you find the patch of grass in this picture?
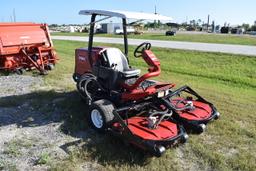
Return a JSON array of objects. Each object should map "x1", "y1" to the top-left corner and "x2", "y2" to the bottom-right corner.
[
  {"x1": 3, "y1": 138, "x2": 33, "y2": 157},
  {"x1": 0, "y1": 160, "x2": 4, "y2": 170},
  {"x1": 43, "y1": 40, "x2": 256, "y2": 171},
  {"x1": 51, "y1": 40, "x2": 256, "y2": 90},
  {"x1": 51, "y1": 32, "x2": 256, "y2": 46},
  {"x1": 36, "y1": 152, "x2": 51, "y2": 165},
  {"x1": 4, "y1": 141, "x2": 21, "y2": 157},
  {"x1": 0, "y1": 160, "x2": 17, "y2": 171}
]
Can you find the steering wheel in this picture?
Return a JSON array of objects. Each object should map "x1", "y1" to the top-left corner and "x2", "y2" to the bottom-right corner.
[{"x1": 134, "y1": 42, "x2": 152, "y2": 58}]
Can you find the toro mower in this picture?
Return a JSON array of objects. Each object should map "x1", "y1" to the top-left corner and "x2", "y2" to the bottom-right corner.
[
  {"x1": 0, "y1": 22, "x2": 58, "y2": 75},
  {"x1": 73, "y1": 10, "x2": 220, "y2": 156}
]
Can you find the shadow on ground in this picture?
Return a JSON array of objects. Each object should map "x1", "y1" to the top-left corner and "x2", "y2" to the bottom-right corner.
[{"x1": 0, "y1": 90, "x2": 150, "y2": 167}]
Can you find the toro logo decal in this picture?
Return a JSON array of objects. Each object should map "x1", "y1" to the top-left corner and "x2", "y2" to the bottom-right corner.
[{"x1": 78, "y1": 56, "x2": 86, "y2": 61}]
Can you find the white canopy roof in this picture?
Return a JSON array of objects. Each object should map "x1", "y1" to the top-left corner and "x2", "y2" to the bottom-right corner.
[{"x1": 79, "y1": 10, "x2": 172, "y2": 21}]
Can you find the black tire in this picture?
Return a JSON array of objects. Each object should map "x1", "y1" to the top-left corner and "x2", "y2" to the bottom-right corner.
[
  {"x1": 180, "y1": 133, "x2": 189, "y2": 144},
  {"x1": 153, "y1": 145, "x2": 166, "y2": 157},
  {"x1": 46, "y1": 64, "x2": 54, "y2": 70},
  {"x1": 195, "y1": 124, "x2": 206, "y2": 134},
  {"x1": 214, "y1": 112, "x2": 220, "y2": 120},
  {"x1": 88, "y1": 99, "x2": 115, "y2": 132},
  {"x1": 15, "y1": 68, "x2": 25, "y2": 75},
  {"x1": 40, "y1": 70, "x2": 48, "y2": 75}
]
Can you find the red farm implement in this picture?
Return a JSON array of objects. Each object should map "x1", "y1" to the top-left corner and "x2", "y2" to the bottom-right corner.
[{"x1": 0, "y1": 22, "x2": 58, "y2": 75}]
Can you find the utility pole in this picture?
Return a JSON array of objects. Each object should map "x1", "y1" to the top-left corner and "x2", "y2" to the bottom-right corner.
[
  {"x1": 207, "y1": 14, "x2": 210, "y2": 31},
  {"x1": 13, "y1": 8, "x2": 16, "y2": 22},
  {"x1": 212, "y1": 20, "x2": 215, "y2": 33},
  {"x1": 154, "y1": 5, "x2": 157, "y2": 29},
  {"x1": 10, "y1": 15, "x2": 13, "y2": 22}
]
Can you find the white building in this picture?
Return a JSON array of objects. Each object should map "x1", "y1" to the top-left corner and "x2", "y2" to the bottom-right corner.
[{"x1": 100, "y1": 23, "x2": 135, "y2": 34}]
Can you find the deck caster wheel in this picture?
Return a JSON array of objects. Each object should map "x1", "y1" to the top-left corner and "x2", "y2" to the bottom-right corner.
[
  {"x1": 154, "y1": 145, "x2": 166, "y2": 157},
  {"x1": 40, "y1": 70, "x2": 48, "y2": 75},
  {"x1": 196, "y1": 124, "x2": 206, "y2": 134},
  {"x1": 46, "y1": 64, "x2": 55, "y2": 70},
  {"x1": 15, "y1": 68, "x2": 26, "y2": 75},
  {"x1": 180, "y1": 133, "x2": 189, "y2": 144},
  {"x1": 88, "y1": 99, "x2": 115, "y2": 133},
  {"x1": 215, "y1": 112, "x2": 220, "y2": 120}
]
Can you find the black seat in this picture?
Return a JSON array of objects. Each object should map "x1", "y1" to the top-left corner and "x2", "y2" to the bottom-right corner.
[{"x1": 102, "y1": 48, "x2": 141, "y2": 78}]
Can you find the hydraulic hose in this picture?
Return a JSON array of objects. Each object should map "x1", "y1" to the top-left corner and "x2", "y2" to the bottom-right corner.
[
  {"x1": 162, "y1": 98, "x2": 194, "y2": 111},
  {"x1": 148, "y1": 109, "x2": 173, "y2": 129},
  {"x1": 174, "y1": 99, "x2": 194, "y2": 111},
  {"x1": 77, "y1": 74, "x2": 104, "y2": 101}
]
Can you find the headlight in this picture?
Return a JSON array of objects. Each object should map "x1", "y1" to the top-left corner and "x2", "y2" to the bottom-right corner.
[
  {"x1": 157, "y1": 90, "x2": 169, "y2": 98},
  {"x1": 157, "y1": 91, "x2": 165, "y2": 98},
  {"x1": 165, "y1": 90, "x2": 169, "y2": 96}
]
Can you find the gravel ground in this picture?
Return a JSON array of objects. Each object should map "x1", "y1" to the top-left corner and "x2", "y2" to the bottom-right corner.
[
  {"x1": 0, "y1": 75, "x2": 98, "y2": 170},
  {"x1": 0, "y1": 75, "x2": 43, "y2": 98}
]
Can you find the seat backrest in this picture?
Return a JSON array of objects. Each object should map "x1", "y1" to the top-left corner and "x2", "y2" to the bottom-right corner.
[{"x1": 103, "y1": 48, "x2": 129, "y2": 72}]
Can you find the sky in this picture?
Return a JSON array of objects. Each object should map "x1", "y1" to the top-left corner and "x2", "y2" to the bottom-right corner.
[{"x1": 1, "y1": 0, "x2": 256, "y2": 26}]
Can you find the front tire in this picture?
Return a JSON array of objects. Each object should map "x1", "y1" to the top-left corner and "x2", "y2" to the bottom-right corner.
[{"x1": 88, "y1": 99, "x2": 115, "y2": 132}]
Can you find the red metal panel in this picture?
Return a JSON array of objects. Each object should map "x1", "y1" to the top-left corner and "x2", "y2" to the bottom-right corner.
[
  {"x1": 0, "y1": 22, "x2": 58, "y2": 73},
  {"x1": 75, "y1": 47, "x2": 105, "y2": 75},
  {"x1": 171, "y1": 98, "x2": 213, "y2": 121},
  {"x1": 0, "y1": 23, "x2": 50, "y2": 49},
  {"x1": 127, "y1": 117, "x2": 178, "y2": 140}
]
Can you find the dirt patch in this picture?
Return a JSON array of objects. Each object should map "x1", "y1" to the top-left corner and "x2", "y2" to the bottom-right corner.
[
  {"x1": 219, "y1": 148, "x2": 239, "y2": 158},
  {"x1": 175, "y1": 146, "x2": 201, "y2": 171},
  {"x1": 0, "y1": 75, "x2": 99, "y2": 170},
  {"x1": 174, "y1": 145, "x2": 213, "y2": 171}
]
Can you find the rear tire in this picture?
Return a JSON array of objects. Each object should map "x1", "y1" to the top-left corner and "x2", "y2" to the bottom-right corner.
[{"x1": 88, "y1": 99, "x2": 115, "y2": 132}]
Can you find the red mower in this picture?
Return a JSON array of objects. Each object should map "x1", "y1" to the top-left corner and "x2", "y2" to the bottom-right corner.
[{"x1": 73, "y1": 10, "x2": 220, "y2": 156}]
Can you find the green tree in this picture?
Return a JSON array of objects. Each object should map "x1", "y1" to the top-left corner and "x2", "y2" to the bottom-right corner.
[
  {"x1": 242, "y1": 23, "x2": 250, "y2": 31},
  {"x1": 251, "y1": 25, "x2": 256, "y2": 31}
]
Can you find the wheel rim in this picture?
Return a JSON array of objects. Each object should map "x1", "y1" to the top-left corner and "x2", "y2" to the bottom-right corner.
[{"x1": 91, "y1": 109, "x2": 103, "y2": 128}]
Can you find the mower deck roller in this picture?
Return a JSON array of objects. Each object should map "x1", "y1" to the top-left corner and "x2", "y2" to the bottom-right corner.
[{"x1": 0, "y1": 22, "x2": 58, "y2": 74}]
